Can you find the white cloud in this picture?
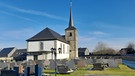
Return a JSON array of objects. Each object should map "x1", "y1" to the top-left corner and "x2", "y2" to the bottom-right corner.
[
  {"x1": 0, "y1": 11, "x2": 43, "y2": 25},
  {"x1": 89, "y1": 31, "x2": 107, "y2": 35},
  {"x1": 0, "y1": 3, "x2": 65, "y2": 20}
]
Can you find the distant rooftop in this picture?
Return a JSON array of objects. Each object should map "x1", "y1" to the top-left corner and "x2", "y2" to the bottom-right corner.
[
  {"x1": 0, "y1": 47, "x2": 16, "y2": 57},
  {"x1": 12, "y1": 49, "x2": 27, "y2": 57}
]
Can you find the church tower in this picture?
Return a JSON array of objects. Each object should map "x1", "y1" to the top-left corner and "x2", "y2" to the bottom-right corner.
[{"x1": 65, "y1": 1, "x2": 78, "y2": 59}]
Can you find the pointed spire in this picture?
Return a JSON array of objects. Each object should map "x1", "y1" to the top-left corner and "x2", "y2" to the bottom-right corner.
[
  {"x1": 69, "y1": 0, "x2": 74, "y2": 27},
  {"x1": 66, "y1": 0, "x2": 76, "y2": 30}
]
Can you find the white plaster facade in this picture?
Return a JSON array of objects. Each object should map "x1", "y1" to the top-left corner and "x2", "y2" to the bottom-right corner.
[{"x1": 27, "y1": 40, "x2": 69, "y2": 60}]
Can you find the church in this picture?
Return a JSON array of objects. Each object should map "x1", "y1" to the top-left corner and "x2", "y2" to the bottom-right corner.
[{"x1": 26, "y1": 2, "x2": 78, "y2": 60}]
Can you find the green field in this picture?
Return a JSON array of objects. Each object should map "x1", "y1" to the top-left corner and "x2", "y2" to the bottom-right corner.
[{"x1": 43, "y1": 64, "x2": 135, "y2": 76}]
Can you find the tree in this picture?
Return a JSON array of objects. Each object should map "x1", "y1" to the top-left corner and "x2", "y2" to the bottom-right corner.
[
  {"x1": 126, "y1": 42, "x2": 135, "y2": 54},
  {"x1": 127, "y1": 42, "x2": 135, "y2": 49},
  {"x1": 92, "y1": 41, "x2": 116, "y2": 54}
]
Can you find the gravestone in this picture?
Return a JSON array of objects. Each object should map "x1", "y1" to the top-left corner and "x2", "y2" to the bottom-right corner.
[
  {"x1": 28, "y1": 65, "x2": 35, "y2": 74},
  {"x1": 85, "y1": 59, "x2": 93, "y2": 65},
  {"x1": 107, "y1": 59, "x2": 118, "y2": 68},
  {"x1": 115, "y1": 59, "x2": 122, "y2": 64},
  {"x1": 49, "y1": 60, "x2": 57, "y2": 70},
  {"x1": 77, "y1": 60, "x2": 87, "y2": 68},
  {"x1": 35, "y1": 64, "x2": 42, "y2": 76},
  {"x1": 57, "y1": 65, "x2": 69, "y2": 74},
  {"x1": 0, "y1": 62, "x2": 8, "y2": 70},
  {"x1": 96, "y1": 59, "x2": 103, "y2": 63},
  {"x1": 1, "y1": 70, "x2": 18, "y2": 76},
  {"x1": 92, "y1": 63, "x2": 103, "y2": 70},
  {"x1": 71, "y1": 59, "x2": 79, "y2": 65},
  {"x1": 35, "y1": 60, "x2": 44, "y2": 68},
  {"x1": 65, "y1": 60, "x2": 76, "y2": 70},
  {"x1": 24, "y1": 67, "x2": 30, "y2": 76},
  {"x1": 43, "y1": 60, "x2": 50, "y2": 70},
  {"x1": 58, "y1": 59, "x2": 68, "y2": 64},
  {"x1": 27, "y1": 60, "x2": 36, "y2": 66},
  {"x1": 13, "y1": 66, "x2": 19, "y2": 76},
  {"x1": 102, "y1": 59, "x2": 109, "y2": 64},
  {"x1": 44, "y1": 60, "x2": 50, "y2": 66},
  {"x1": 93, "y1": 59, "x2": 96, "y2": 64}
]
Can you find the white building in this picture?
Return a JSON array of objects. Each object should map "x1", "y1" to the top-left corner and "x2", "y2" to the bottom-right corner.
[{"x1": 26, "y1": 28, "x2": 70, "y2": 60}]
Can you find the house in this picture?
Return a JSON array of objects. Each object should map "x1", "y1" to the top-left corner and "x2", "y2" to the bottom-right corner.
[
  {"x1": 78, "y1": 48, "x2": 90, "y2": 57},
  {"x1": 12, "y1": 49, "x2": 27, "y2": 61},
  {"x1": 26, "y1": 2, "x2": 78, "y2": 60},
  {"x1": 119, "y1": 48, "x2": 135, "y2": 54},
  {"x1": 0, "y1": 47, "x2": 16, "y2": 61}
]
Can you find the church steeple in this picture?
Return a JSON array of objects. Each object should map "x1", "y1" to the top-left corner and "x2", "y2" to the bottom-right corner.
[
  {"x1": 65, "y1": 0, "x2": 78, "y2": 59},
  {"x1": 66, "y1": 0, "x2": 76, "y2": 30},
  {"x1": 69, "y1": 1, "x2": 74, "y2": 27}
]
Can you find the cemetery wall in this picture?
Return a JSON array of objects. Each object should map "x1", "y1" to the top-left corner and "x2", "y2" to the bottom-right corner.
[{"x1": 122, "y1": 56, "x2": 135, "y2": 61}]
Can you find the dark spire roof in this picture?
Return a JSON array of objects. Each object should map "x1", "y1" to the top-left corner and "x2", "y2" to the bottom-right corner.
[
  {"x1": 65, "y1": 1, "x2": 76, "y2": 30},
  {"x1": 27, "y1": 27, "x2": 68, "y2": 43}
]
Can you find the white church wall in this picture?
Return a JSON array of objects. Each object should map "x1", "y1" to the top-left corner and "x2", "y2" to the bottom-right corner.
[
  {"x1": 27, "y1": 40, "x2": 69, "y2": 60},
  {"x1": 56, "y1": 40, "x2": 69, "y2": 59},
  {"x1": 27, "y1": 41, "x2": 39, "y2": 52},
  {"x1": 43, "y1": 41, "x2": 55, "y2": 51},
  {"x1": 27, "y1": 40, "x2": 55, "y2": 52},
  {"x1": 57, "y1": 54, "x2": 69, "y2": 59}
]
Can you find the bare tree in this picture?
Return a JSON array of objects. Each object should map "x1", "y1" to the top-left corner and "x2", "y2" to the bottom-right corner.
[
  {"x1": 93, "y1": 41, "x2": 116, "y2": 54},
  {"x1": 127, "y1": 42, "x2": 135, "y2": 49},
  {"x1": 125, "y1": 42, "x2": 135, "y2": 54},
  {"x1": 93, "y1": 42, "x2": 106, "y2": 52}
]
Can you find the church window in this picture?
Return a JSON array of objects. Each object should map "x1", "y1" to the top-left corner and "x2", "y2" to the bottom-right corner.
[
  {"x1": 69, "y1": 32, "x2": 72, "y2": 36},
  {"x1": 67, "y1": 46, "x2": 69, "y2": 54},
  {"x1": 59, "y1": 43, "x2": 62, "y2": 54},
  {"x1": 40, "y1": 42, "x2": 44, "y2": 50},
  {"x1": 63, "y1": 44, "x2": 65, "y2": 54}
]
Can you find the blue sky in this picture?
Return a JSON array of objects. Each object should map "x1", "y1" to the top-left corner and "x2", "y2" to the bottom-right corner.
[{"x1": 0, "y1": 0, "x2": 135, "y2": 51}]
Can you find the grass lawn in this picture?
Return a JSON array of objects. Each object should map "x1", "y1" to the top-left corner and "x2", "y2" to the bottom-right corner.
[{"x1": 43, "y1": 64, "x2": 135, "y2": 76}]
